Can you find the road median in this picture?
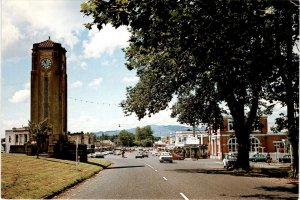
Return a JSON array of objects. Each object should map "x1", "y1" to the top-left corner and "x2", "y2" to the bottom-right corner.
[{"x1": 1, "y1": 153, "x2": 112, "y2": 199}]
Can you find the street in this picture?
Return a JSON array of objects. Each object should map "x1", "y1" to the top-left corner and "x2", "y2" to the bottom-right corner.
[{"x1": 55, "y1": 152, "x2": 298, "y2": 199}]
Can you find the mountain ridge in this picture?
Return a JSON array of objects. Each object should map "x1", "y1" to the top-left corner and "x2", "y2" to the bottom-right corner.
[{"x1": 94, "y1": 124, "x2": 193, "y2": 137}]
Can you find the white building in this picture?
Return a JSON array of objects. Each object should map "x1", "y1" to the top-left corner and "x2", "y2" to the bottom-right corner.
[
  {"x1": 5, "y1": 127, "x2": 30, "y2": 153},
  {"x1": 175, "y1": 131, "x2": 208, "y2": 147}
]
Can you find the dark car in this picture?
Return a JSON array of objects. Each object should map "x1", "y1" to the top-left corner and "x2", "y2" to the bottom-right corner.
[
  {"x1": 249, "y1": 154, "x2": 267, "y2": 162},
  {"x1": 142, "y1": 151, "x2": 149, "y2": 157},
  {"x1": 172, "y1": 153, "x2": 184, "y2": 160},
  {"x1": 279, "y1": 154, "x2": 291, "y2": 163}
]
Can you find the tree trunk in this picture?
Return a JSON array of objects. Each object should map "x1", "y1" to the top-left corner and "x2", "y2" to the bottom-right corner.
[
  {"x1": 285, "y1": 11, "x2": 299, "y2": 178},
  {"x1": 235, "y1": 123, "x2": 250, "y2": 171},
  {"x1": 226, "y1": 88, "x2": 259, "y2": 171},
  {"x1": 287, "y1": 97, "x2": 298, "y2": 178}
]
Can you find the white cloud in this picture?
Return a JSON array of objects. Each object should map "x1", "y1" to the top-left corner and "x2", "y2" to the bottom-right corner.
[
  {"x1": 69, "y1": 113, "x2": 101, "y2": 133},
  {"x1": 88, "y1": 77, "x2": 103, "y2": 88},
  {"x1": 2, "y1": 0, "x2": 87, "y2": 59},
  {"x1": 101, "y1": 58, "x2": 117, "y2": 66},
  {"x1": 9, "y1": 83, "x2": 30, "y2": 103},
  {"x1": 70, "y1": 81, "x2": 83, "y2": 88},
  {"x1": 68, "y1": 108, "x2": 180, "y2": 133},
  {"x1": 83, "y1": 24, "x2": 130, "y2": 58},
  {"x1": 121, "y1": 76, "x2": 139, "y2": 85},
  {"x1": 80, "y1": 62, "x2": 87, "y2": 69}
]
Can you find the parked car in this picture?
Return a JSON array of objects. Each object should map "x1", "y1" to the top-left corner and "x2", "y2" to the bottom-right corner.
[
  {"x1": 113, "y1": 150, "x2": 122, "y2": 155},
  {"x1": 279, "y1": 154, "x2": 291, "y2": 163},
  {"x1": 223, "y1": 154, "x2": 237, "y2": 169},
  {"x1": 172, "y1": 153, "x2": 184, "y2": 160},
  {"x1": 249, "y1": 154, "x2": 267, "y2": 162},
  {"x1": 135, "y1": 150, "x2": 144, "y2": 159},
  {"x1": 93, "y1": 152, "x2": 105, "y2": 158},
  {"x1": 159, "y1": 152, "x2": 173, "y2": 163}
]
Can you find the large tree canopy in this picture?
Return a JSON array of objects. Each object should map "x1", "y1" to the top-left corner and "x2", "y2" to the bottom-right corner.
[{"x1": 81, "y1": 0, "x2": 299, "y2": 172}]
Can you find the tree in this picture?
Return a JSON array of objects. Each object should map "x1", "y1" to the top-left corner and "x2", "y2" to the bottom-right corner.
[
  {"x1": 118, "y1": 130, "x2": 134, "y2": 147},
  {"x1": 134, "y1": 126, "x2": 154, "y2": 147},
  {"x1": 28, "y1": 118, "x2": 52, "y2": 158},
  {"x1": 263, "y1": 1, "x2": 299, "y2": 177},
  {"x1": 81, "y1": 0, "x2": 298, "y2": 171}
]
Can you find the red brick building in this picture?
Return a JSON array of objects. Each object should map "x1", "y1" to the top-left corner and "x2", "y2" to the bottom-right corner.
[{"x1": 208, "y1": 115, "x2": 289, "y2": 160}]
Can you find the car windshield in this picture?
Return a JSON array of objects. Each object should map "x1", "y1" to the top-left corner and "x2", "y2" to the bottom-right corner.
[{"x1": 162, "y1": 152, "x2": 171, "y2": 156}]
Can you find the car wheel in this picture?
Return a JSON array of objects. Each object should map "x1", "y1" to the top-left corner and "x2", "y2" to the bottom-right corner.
[{"x1": 170, "y1": 160, "x2": 173, "y2": 163}]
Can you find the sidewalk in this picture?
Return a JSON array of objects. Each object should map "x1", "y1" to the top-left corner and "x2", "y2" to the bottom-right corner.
[
  {"x1": 250, "y1": 162, "x2": 293, "y2": 178},
  {"x1": 250, "y1": 161, "x2": 291, "y2": 169}
]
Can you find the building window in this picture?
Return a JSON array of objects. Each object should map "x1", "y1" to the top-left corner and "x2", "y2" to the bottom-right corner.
[
  {"x1": 16, "y1": 135, "x2": 19, "y2": 143},
  {"x1": 250, "y1": 137, "x2": 260, "y2": 152},
  {"x1": 24, "y1": 135, "x2": 28, "y2": 143},
  {"x1": 228, "y1": 137, "x2": 237, "y2": 153},
  {"x1": 9, "y1": 136, "x2": 11, "y2": 143},
  {"x1": 228, "y1": 119, "x2": 234, "y2": 131},
  {"x1": 252, "y1": 123, "x2": 260, "y2": 132}
]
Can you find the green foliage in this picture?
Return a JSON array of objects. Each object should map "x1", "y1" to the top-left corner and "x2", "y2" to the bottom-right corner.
[
  {"x1": 28, "y1": 118, "x2": 52, "y2": 158},
  {"x1": 118, "y1": 130, "x2": 134, "y2": 146},
  {"x1": 81, "y1": 0, "x2": 299, "y2": 171},
  {"x1": 134, "y1": 126, "x2": 154, "y2": 147}
]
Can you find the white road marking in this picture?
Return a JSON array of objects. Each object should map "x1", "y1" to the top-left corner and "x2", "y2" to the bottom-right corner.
[
  {"x1": 144, "y1": 162, "x2": 157, "y2": 171},
  {"x1": 180, "y1": 192, "x2": 189, "y2": 200},
  {"x1": 163, "y1": 177, "x2": 167, "y2": 181}
]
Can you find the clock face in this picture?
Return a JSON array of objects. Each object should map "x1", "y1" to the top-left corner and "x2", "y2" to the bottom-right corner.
[{"x1": 41, "y1": 58, "x2": 52, "y2": 69}]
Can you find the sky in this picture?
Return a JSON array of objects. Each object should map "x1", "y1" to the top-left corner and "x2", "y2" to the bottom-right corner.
[
  {"x1": 1, "y1": 0, "x2": 184, "y2": 138},
  {"x1": 1, "y1": 0, "x2": 287, "y2": 138}
]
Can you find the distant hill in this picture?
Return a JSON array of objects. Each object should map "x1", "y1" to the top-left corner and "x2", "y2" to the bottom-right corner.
[{"x1": 94, "y1": 124, "x2": 195, "y2": 137}]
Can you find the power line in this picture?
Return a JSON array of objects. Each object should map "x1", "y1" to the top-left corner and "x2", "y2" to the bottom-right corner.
[{"x1": 68, "y1": 97, "x2": 121, "y2": 107}]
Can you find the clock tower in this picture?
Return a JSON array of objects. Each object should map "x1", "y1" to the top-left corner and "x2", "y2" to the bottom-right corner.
[{"x1": 31, "y1": 38, "x2": 67, "y2": 155}]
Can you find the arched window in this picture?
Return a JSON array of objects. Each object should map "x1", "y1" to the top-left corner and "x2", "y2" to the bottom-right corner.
[
  {"x1": 250, "y1": 137, "x2": 260, "y2": 152},
  {"x1": 228, "y1": 137, "x2": 238, "y2": 153}
]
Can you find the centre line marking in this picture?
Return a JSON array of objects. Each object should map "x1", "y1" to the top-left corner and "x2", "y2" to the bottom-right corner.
[
  {"x1": 180, "y1": 192, "x2": 189, "y2": 200},
  {"x1": 163, "y1": 177, "x2": 167, "y2": 181},
  {"x1": 144, "y1": 163, "x2": 155, "y2": 170}
]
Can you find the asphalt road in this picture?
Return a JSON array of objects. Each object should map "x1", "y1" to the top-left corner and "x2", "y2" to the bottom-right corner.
[{"x1": 54, "y1": 152, "x2": 298, "y2": 199}]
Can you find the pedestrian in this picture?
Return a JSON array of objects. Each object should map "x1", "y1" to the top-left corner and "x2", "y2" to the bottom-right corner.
[
  {"x1": 122, "y1": 149, "x2": 125, "y2": 158},
  {"x1": 266, "y1": 152, "x2": 271, "y2": 165}
]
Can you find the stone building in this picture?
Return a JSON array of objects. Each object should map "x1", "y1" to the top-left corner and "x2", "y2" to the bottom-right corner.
[
  {"x1": 68, "y1": 132, "x2": 96, "y2": 149},
  {"x1": 31, "y1": 38, "x2": 67, "y2": 155}
]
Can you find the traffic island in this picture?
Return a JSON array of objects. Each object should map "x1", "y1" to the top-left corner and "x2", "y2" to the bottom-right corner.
[{"x1": 1, "y1": 153, "x2": 112, "y2": 199}]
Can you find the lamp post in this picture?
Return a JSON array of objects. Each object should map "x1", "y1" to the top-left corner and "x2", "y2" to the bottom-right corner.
[{"x1": 76, "y1": 136, "x2": 79, "y2": 170}]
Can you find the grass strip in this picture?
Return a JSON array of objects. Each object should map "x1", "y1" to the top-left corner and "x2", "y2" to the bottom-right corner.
[{"x1": 1, "y1": 153, "x2": 112, "y2": 199}]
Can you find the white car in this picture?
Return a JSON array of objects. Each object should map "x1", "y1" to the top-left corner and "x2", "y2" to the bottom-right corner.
[
  {"x1": 159, "y1": 152, "x2": 173, "y2": 163},
  {"x1": 92, "y1": 152, "x2": 105, "y2": 158},
  {"x1": 222, "y1": 154, "x2": 237, "y2": 169}
]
